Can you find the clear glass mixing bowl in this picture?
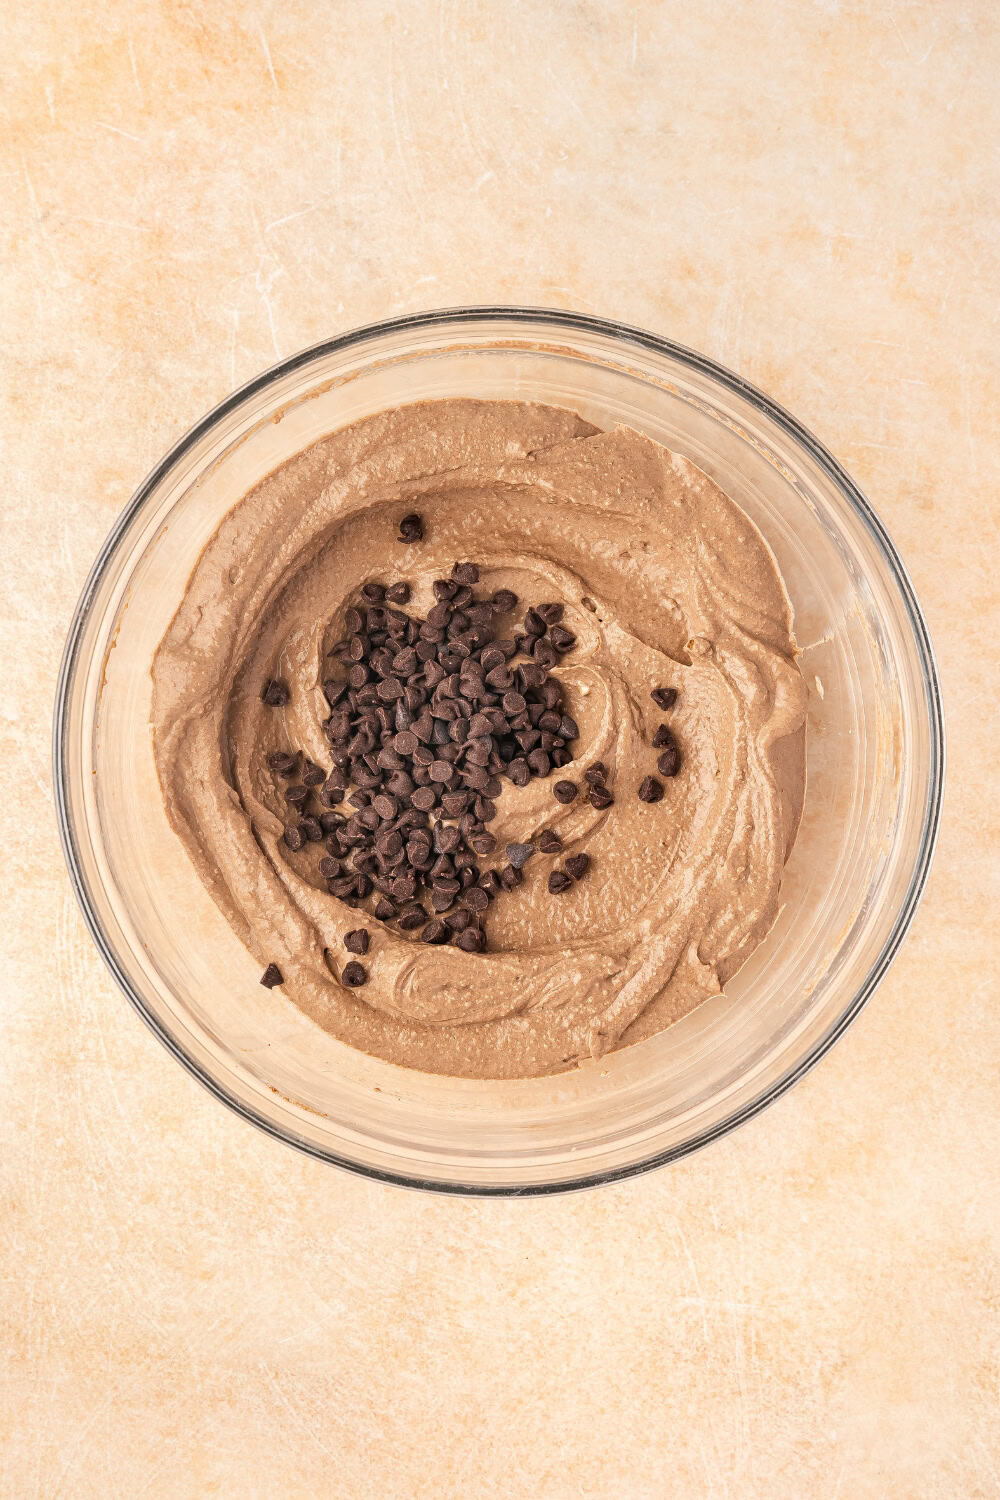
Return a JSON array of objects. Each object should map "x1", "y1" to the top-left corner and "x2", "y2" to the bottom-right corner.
[{"x1": 53, "y1": 308, "x2": 943, "y2": 1193}]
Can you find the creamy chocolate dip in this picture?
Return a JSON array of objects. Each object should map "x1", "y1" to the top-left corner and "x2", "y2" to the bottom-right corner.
[{"x1": 152, "y1": 400, "x2": 807, "y2": 1078}]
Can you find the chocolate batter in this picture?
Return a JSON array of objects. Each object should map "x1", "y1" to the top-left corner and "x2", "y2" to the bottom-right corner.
[{"x1": 151, "y1": 400, "x2": 807, "y2": 1078}]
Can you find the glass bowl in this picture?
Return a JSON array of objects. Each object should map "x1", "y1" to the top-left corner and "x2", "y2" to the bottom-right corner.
[{"x1": 53, "y1": 308, "x2": 943, "y2": 1194}]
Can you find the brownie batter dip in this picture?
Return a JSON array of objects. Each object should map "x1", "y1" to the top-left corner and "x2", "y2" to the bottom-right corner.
[{"x1": 151, "y1": 399, "x2": 807, "y2": 1079}]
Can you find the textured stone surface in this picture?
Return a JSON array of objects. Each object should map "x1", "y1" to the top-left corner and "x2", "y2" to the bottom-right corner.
[{"x1": 2, "y1": 2, "x2": 998, "y2": 1495}]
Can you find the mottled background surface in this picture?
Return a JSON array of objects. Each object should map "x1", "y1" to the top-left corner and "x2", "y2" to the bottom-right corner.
[{"x1": 3, "y1": 2, "x2": 998, "y2": 1495}]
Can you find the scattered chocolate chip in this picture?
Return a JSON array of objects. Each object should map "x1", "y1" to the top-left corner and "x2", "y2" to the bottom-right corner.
[
  {"x1": 451, "y1": 562, "x2": 479, "y2": 585},
  {"x1": 589, "y1": 786, "x2": 614, "y2": 809},
  {"x1": 374, "y1": 897, "x2": 397, "y2": 921},
  {"x1": 526, "y1": 748, "x2": 550, "y2": 777},
  {"x1": 583, "y1": 766, "x2": 607, "y2": 787},
  {"x1": 565, "y1": 853, "x2": 591, "y2": 881},
  {"x1": 651, "y1": 686, "x2": 678, "y2": 711},
  {"x1": 549, "y1": 626, "x2": 576, "y2": 653},
  {"x1": 398, "y1": 905, "x2": 429, "y2": 931},
  {"x1": 492, "y1": 588, "x2": 518, "y2": 613},
  {"x1": 344, "y1": 928, "x2": 370, "y2": 955},
  {"x1": 462, "y1": 885, "x2": 490, "y2": 913},
  {"x1": 268, "y1": 750, "x2": 298, "y2": 775},
  {"x1": 657, "y1": 745, "x2": 681, "y2": 777},
  {"x1": 341, "y1": 960, "x2": 368, "y2": 986},
  {"x1": 284, "y1": 783, "x2": 309, "y2": 806},
  {"x1": 499, "y1": 863, "x2": 522, "y2": 890},
  {"x1": 548, "y1": 870, "x2": 573, "y2": 894},
  {"x1": 537, "y1": 602, "x2": 564, "y2": 624},
  {"x1": 261, "y1": 678, "x2": 290, "y2": 707},
  {"x1": 505, "y1": 841, "x2": 535, "y2": 869},
  {"x1": 300, "y1": 759, "x2": 325, "y2": 786},
  {"x1": 398, "y1": 513, "x2": 424, "y2": 543},
  {"x1": 386, "y1": 581, "x2": 411, "y2": 605},
  {"x1": 260, "y1": 963, "x2": 283, "y2": 988},
  {"x1": 455, "y1": 927, "x2": 486, "y2": 952},
  {"x1": 553, "y1": 780, "x2": 578, "y2": 804},
  {"x1": 538, "y1": 828, "x2": 563, "y2": 854},
  {"x1": 638, "y1": 776, "x2": 663, "y2": 803},
  {"x1": 421, "y1": 918, "x2": 449, "y2": 944},
  {"x1": 507, "y1": 759, "x2": 531, "y2": 788},
  {"x1": 300, "y1": 816, "x2": 323, "y2": 842}
]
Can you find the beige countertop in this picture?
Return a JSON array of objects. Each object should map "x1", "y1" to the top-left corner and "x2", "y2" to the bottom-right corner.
[{"x1": 3, "y1": 2, "x2": 998, "y2": 1495}]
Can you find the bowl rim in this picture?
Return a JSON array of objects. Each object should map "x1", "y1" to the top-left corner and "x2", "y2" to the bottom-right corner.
[{"x1": 52, "y1": 304, "x2": 945, "y2": 1195}]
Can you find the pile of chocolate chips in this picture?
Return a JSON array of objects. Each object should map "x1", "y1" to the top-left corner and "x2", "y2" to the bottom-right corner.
[{"x1": 268, "y1": 552, "x2": 583, "y2": 954}]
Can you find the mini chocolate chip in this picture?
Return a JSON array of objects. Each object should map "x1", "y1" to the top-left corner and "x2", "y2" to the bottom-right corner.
[
  {"x1": 658, "y1": 745, "x2": 681, "y2": 777},
  {"x1": 559, "y1": 716, "x2": 579, "y2": 741},
  {"x1": 374, "y1": 897, "x2": 398, "y2": 921},
  {"x1": 589, "y1": 786, "x2": 614, "y2": 809},
  {"x1": 502, "y1": 690, "x2": 526, "y2": 716},
  {"x1": 398, "y1": 905, "x2": 429, "y2": 930},
  {"x1": 553, "y1": 780, "x2": 578, "y2": 804},
  {"x1": 533, "y1": 639, "x2": 558, "y2": 668},
  {"x1": 507, "y1": 759, "x2": 531, "y2": 788},
  {"x1": 445, "y1": 907, "x2": 472, "y2": 932},
  {"x1": 261, "y1": 678, "x2": 290, "y2": 707},
  {"x1": 284, "y1": 783, "x2": 309, "y2": 806},
  {"x1": 300, "y1": 817, "x2": 323, "y2": 842},
  {"x1": 344, "y1": 928, "x2": 370, "y2": 955},
  {"x1": 386, "y1": 581, "x2": 411, "y2": 605},
  {"x1": 638, "y1": 776, "x2": 664, "y2": 803},
  {"x1": 451, "y1": 562, "x2": 479, "y2": 585},
  {"x1": 462, "y1": 886, "x2": 490, "y2": 913},
  {"x1": 260, "y1": 963, "x2": 283, "y2": 988},
  {"x1": 565, "y1": 853, "x2": 591, "y2": 881},
  {"x1": 361, "y1": 581, "x2": 386, "y2": 603},
  {"x1": 526, "y1": 749, "x2": 550, "y2": 777},
  {"x1": 441, "y1": 790, "x2": 472, "y2": 817},
  {"x1": 499, "y1": 864, "x2": 522, "y2": 890},
  {"x1": 300, "y1": 760, "x2": 325, "y2": 786},
  {"x1": 538, "y1": 602, "x2": 564, "y2": 624},
  {"x1": 455, "y1": 927, "x2": 486, "y2": 952},
  {"x1": 470, "y1": 831, "x2": 497, "y2": 855},
  {"x1": 421, "y1": 919, "x2": 449, "y2": 944},
  {"x1": 318, "y1": 856, "x2": 342, "y2": 878},
  {"x1": 538, "y1": 828, "x2": 563, "y2": 854},
  {"x1": 548, "y1": 870, "x2": 573, "y2": 894},
  {"x1": 549, "y1": 626, "x2": 576, "y2": 653},
  {"x1": 523, "y1": 609, "x2": 546, "y2": 637},
  {"x1": 479, "y1": 870, "x2": 502, "y2": 898},
  {"x1": 506, "y1": 841, "x2": 535, "y2": 869},
  {"x1": 341, "y1": 960, "x2": 368, "y2": 987},
  {"x1": 268, "y1": 750, "x2": 298, "y2": 774},
  {"x1": 398, "y1": 513, "x2": 424, "y2": 543},
  {"x1": 492, "y1": 588, "x2": 518, "y2": 613},
  {"x1": 652, "y1": 724, "x2": 675, "y2": 749},
  {"x1": 651, "y1": 686, "x2": 678, "y2": 711}
]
